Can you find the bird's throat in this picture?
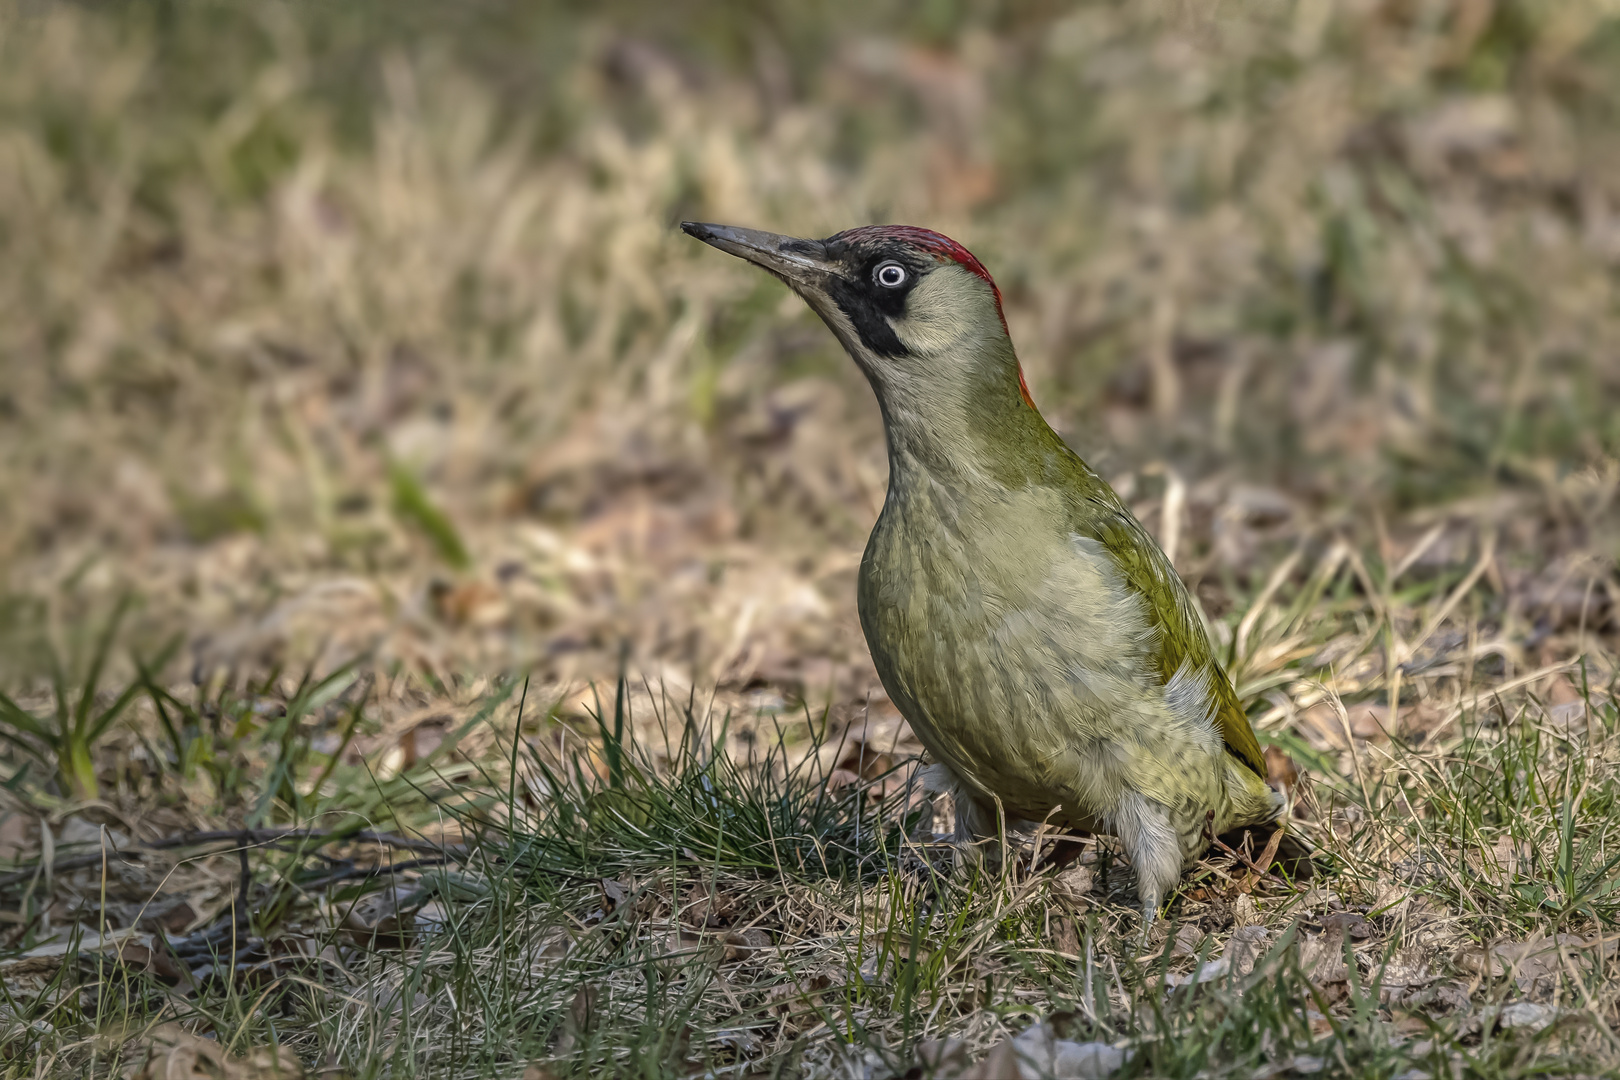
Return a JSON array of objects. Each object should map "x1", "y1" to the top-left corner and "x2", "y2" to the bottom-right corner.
[{"x1": 865, "y1": 337, "x2": 1067, "y2": 497}]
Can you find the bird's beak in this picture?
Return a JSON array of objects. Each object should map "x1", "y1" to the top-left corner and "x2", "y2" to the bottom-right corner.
[{"x1": 681, "y1": 222, "x2": 838, "y2": 288}]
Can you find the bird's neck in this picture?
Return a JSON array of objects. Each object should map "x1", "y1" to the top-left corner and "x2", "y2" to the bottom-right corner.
[{"x1": 866, "y1": 334, "x2": 1070, "y2": 499}]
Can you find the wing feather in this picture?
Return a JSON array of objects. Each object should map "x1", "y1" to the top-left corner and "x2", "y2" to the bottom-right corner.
[{"x1": 1078, "y1": 496, "x2": 1268, "y2": 778}]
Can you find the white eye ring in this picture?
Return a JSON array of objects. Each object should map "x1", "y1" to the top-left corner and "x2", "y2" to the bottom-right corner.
[{"x1": 874, "y1": 262, "x2": 907, "y2": 288}]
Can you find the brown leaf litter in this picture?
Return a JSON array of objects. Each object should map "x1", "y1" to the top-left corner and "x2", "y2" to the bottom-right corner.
[
  {"x1": 125, "y1": 1024, "x2": 305, "y2": 1080},
  {"x1": 1, "y1": 2, "x2": 1620, "y2": 1077},
  {"x1": 1453, "y1": 934, "x2": 1620, "y2": 995},
  {"x1": 911, "y1": 1021, "x2": 1130, "y2": 1080}
]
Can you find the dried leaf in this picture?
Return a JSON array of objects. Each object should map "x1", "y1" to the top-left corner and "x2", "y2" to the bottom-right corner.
[
  {"x1": 721, "y1": 927, "x2": 770, "y2": 962},
  {"x1": 1168, "y1": 924, "x2": 1269, "y2": 986},
  {"x1": 0, "y1": 808, "x2": 37, "y2": 863},
  {"x1": 1395, "y1": 979, "x2": 1471, "y2": 1013},
  {"x1": 131, "y1": 1024, "x2": 304, "y2": 1080},
  {"x1": 534, "y1": 931, "x2": 572, "y2": 962},
  {"x1": 397, "y1": 715, "x2": 452, "y2": 769},
  {"x1": 967, "y1": 1039, "x2": 1025, "y2": 1080},
  {"x1": 112, "y1": 936, "x2": 196, "y2": 989},
  {"x1": 553, "y1": 984, "x2": 599, "y2": 1057},
  {"x1": 1263, "y1": 746, "x2": 1298, "y2": 790},
  {"x1": 568, "y1": 983, "x2": 597, "y2": 1032},
  {"x1": 914, "y1": 1037, "x2": 970, "y2": 1076},
  {"x1": 954, "y1": 1023, "x2": 1129, "y2": 1079},
  {"x1": 766, "y1": 973, "x2": 831, "y2": 1034},
  {"x1": 1299, "y1": 933, "x2": 1350, "y2": 986},
  {"x1": 428, "y1": 580, "x2": 506, "y2": 628},
  {"x1": 1497, "y1": 1001, "x2": 1558, "y2": 1032},
  {"x1": 825, "y1": 768, "x2": 860, "y2": 790},
  {"x1": 1319, "y1": 912, "x2": 1373, "y2": 940},
  {"x1": 1231, "y1": 893, "x2": 1262, "y2": 925},
  {"x1": 653, "y1": 925, "x2": 707, "y2": 957},
  {"x1": 135, "y1": 895, "x2": 199, "y2": 935},
  {"x1": 1051, "y1": 863, "x2": 1094, "y2": 904},
  {"x1": 20, "y1": 927, "x2": 144, "y2": 959},
  {"x1": 680, "y1": 882, "x2": 732, "y2": 928},
  {"x1": 1166, "y1": 957, "x2": 1229, "y2": 987},
  {"x1": 1233, "y1": 830, "x2": 1284, "y2": 896},
  {"x1": 599, "y1": 877, "x2": 632, "y2": 911},
  {"x1": 1452, "y1": 934, "x2": 1615, "y2": 992},
  {"x1": 1376, "y1": 949, "x2": 1437, "y2": 1006},
  {"x1": 1228, "y1": 925, "x2": 1270, "y2": 978},
  {"x1": 833, "y1": 738, "x2": 894, "y2": 783},
  {"x1": 1049, "y1": 912, "x2": 1081, "y2": 956},
  {"x1": 713, "y1": 1028, "x2": 761, "y2": 1055},
  {"x1": 341, "y1": 885, "x2": 426, "y2": 948},
  {"x1": 1170, "y1": 924, "x2": 1205, "y2": 958}
]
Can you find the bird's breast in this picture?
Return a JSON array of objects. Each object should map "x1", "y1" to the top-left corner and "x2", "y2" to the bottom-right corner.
[{"x1": 856, "y1": 486, "x2": 1188, "y2": 817}]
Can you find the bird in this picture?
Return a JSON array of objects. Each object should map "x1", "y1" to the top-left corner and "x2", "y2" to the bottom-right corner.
[{"x1": 682, "y1": 221, "x2": 1287, "y2": 920}]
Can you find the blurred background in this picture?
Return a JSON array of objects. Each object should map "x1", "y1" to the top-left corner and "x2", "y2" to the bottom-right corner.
[{"x1": 2, "y1": 0, "x2": 1618, "y2": 742}]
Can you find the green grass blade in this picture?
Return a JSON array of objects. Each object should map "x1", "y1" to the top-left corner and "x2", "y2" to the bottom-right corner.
[
  {"x1": 388, "y1": 459, "x2": 471, "y2": 570},
  {"x1": 0, "y1": 690, "x2": 53, "y2": 742},
  {"x1": 72, "y1": 592, "x2": 131, "y2": 736}
]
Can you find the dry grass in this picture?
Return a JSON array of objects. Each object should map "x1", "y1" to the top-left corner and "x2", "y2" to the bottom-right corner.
[{"x1": 0, "y1": 1, "x2": 1618, "y2": 1076}]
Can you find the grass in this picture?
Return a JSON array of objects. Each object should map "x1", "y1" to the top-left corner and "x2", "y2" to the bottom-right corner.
[
  {"x1": 0, "y1": 596, "x2": 154, "y2": 801},
  {"x1": 1, "y1": 0, "x2": 1618, "y2": 1076},
  {"x1": 2, "y1": 571, "x2": 1617, "y2": 1077}
]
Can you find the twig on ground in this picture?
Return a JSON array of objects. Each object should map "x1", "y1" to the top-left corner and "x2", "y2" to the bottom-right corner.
[
  {"x1": 0, "y1": 827, "x2": 464, "y2": 891},
  {"x1": 1233, "y1": 828, "x2": 1286, "y2": 895},
  {"x1": 295, "y1": 856, "x2": 458, "y2": 891},
  {"x1": 1211, "y1": 830, "x2": 1290, "y2": 891},
  {"x1": 144, "y1": 828, "x2": 458, "y2": 855}
]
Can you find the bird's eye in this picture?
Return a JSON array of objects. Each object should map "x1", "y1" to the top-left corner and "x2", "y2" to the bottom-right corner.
[{"x1": 874, "y1": 262, "x2": 907, "y2": 288}]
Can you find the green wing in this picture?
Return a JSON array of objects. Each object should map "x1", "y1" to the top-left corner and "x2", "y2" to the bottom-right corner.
[{"x1": 1080, "y1": 494, "x2": 1268, "y2": 779}]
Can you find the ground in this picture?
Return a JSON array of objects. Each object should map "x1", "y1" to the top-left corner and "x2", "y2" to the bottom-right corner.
[{"x1": 0, "y1": 2, "x2": 1617, "y2": 1077}]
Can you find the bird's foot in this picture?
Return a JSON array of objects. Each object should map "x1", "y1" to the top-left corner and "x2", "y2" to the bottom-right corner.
[
  {"x1": 950, "y1": 836, "x2": 1002, "y2": 879},
  {"x1": 1134, "y1": 905, "x2": 1164, "y2": 953}
]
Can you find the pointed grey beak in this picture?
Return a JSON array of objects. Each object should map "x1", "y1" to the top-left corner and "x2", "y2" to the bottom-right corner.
[{"x1": 681, "y1": 222, "x2": 837, "y2": 287}]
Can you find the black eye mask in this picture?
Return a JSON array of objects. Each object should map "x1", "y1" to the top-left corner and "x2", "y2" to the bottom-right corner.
[{"x1": 822, "y1": 244, "x2": 929, "y2": 358}]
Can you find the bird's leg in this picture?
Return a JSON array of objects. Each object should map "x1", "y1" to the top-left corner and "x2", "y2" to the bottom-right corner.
[
  {"x1": 955, "y1": 793, "x2": 1007, "y2": 873},
  {"x1": 1111, "y1": 792, "x2": 1182, "y2": 932},
  {"x1": 922, "y1": 762, "x2": 1007, "y2": 873}
]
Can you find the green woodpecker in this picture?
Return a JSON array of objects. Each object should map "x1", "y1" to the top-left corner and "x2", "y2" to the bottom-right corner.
[{"x1": 683, "y1": 222, "x2": 1284, "y2": 918}]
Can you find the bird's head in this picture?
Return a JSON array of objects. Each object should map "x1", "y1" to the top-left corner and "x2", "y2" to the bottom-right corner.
[{"x1": 682, "y1": 222, "x2": 1037, "y2": 414}]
